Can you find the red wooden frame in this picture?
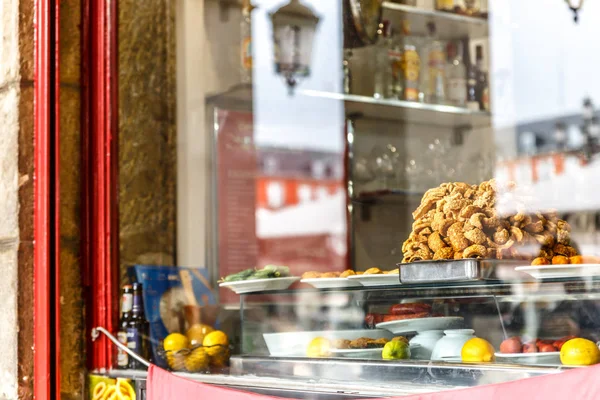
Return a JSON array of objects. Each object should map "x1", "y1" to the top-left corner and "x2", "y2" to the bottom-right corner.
[
  {"x1": 82, "y1": 0, "x2": 120, "y2": 370},
  {"x1": 34, "y1": 0, "x2": 60, "y2": 398}
]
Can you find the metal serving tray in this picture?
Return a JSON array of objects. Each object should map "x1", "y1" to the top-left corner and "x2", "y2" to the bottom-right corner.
[{"x1": 398, "y1": 259, "x2": 530, "y2": 284}]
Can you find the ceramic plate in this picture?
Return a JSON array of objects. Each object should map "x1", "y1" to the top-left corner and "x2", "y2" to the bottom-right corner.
[
  {"x1": 263, "y1": 329, "x2": 393, "y2": 357},
  {"x1": 495, "y1": 352, "x2": 561, "y2": 365},
  {"x1": 376, "y1": 317, "x2": 464, "y2": 334},
  {"x1": 219, "y1": 277, "x2": 300, "y2": 294},
  {"x1": 515, "y1": 264, "x2": 600, "y2": 279},
  {"x1": 330, "y1": 344, "x2": 420, "y2": 359},
  {"x1": 347, "y1": 274, "x2": 400, "y2": 287},
  {"x1": 300, "y1": 278, "x2": 363, "y2": 289}
]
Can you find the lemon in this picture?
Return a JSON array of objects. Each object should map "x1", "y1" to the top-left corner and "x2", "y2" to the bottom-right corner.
[
  {"x1": 306, "y1": 337, "x2": 331, "y2": 358},
  {"x1": 382, "y1": 340, "x2": 410, "y2": 360},
  {"x1": 203, "y1": 331, "x2": 229, "y2": 356},
  {"x1": 210, "y1": 347, "x2": 231, "y2": 368},
  {"x1": 184, "y1": 347, "x2": 210, "y2": 372},
  {"x1": 187, "y1": 324, "x2": 214, "y2": 347},
  {"x1": 560, "y1": 338, "x2": 600, "y2": 366},
  {"x1": 164, "y1": 333, "x2": 190, "y2": 352},
  {"x1": 461, "y1": 338, "x2": 495, "y2": 362}
]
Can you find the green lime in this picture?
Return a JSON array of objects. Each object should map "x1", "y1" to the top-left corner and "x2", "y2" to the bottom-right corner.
[{"x1": 382, "y1": 340, "x2": 411, "y2": 360}]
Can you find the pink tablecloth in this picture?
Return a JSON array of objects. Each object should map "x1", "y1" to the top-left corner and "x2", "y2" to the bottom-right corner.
[{"x1": 147, "y1": 364, "x2": 600, "y2": 400}]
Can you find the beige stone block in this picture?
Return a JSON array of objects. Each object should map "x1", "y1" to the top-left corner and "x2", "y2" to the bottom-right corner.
[
  {"x1": 0, "y1": 0, "x2": 21, "y2": 88},
  {"x1": 0, "y1": 85, "x2": 20, "y2": 240},
  {"x1": 18, "y1": 86, "x2": 34, "y2": 242},
  {"x1": 0, "y1": 244, "x2": 19, "y2": 400}
]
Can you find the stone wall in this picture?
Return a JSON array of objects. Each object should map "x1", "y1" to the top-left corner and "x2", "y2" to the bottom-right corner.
[
  {"x1": 118, "y1": 0, "x2": 177, "y2": 279},
  {"x1": 58, "y1": 0, "x2": 85, "y2": 398},
  {"x1": 0, "y1": 0, "x2": 34, "y2": 398}
]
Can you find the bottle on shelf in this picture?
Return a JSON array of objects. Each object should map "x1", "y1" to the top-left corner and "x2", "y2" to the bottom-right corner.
[
  {"x1": 400, "y1": 20, "x2": 421, "y2": 102},
  {"x1": 387, "y1": 25, "x2": 404, "y2": 100},
  {"x1": 127, "y1": 282, "x2": 150, "y2": 369},
  {"x1": 446, "y1": 41, "x2": 467, "y2": 107},
  {"x1": 464, "y1": 0, "x2": 480, "y2": 16},
  {"x1": 343, "y1": 49, "x2": 353, "y2": 95},
  {"x1": 422, "y1": 22, "x2": 446, "y2": 105},
  {"x1": 466, "y1": 46, "x2": 480, "y2": 111},
  {"x1": 475, "y1": 45, "x2": 490, "y2": 111},
  {"x1": 435, "y1": 0, "x2": 455, "y2": 12},
  {"x1": 117, "y1": 284, "x2": 133, "y2": 369},
  {"x1": 373, "y1": 21, "x2": 391, "y2": 99},
  {"x1": 240, "y1": 0, "x2": 253, "y2": 84}
]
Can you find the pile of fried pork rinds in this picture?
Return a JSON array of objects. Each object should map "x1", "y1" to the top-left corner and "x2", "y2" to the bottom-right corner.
[{"x1": 401, "y1": 179, "x2": 577, "y2": 264}]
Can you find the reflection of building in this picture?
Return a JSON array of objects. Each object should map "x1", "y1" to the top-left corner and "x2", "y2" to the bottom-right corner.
[
  {"x1": 255, "y1": 146, "x2": 347, "y2": 275},
  {"x1": 516, "y1": 100, "x2": 600, "y2": 156},
  {"x1": 256, "y1": 147, "x2": 344, "y2": 210}
]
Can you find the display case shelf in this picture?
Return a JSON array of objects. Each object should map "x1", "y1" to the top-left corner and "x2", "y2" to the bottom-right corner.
[
  {"x1": 303, "y1": 90, "x2": 492, "y2": 128},
  {"x1": 239, "y1": 278, "x2": 600, "y2": 301},
  {"x1": 382, "y1": 2, "x2": 489, "y2": 39},
  {"x1": 352, "y1": 189, "x2": 425, "y2": 205},
  {"x1": 208, "y1": 85, "x2": 492, "y2": 128}
]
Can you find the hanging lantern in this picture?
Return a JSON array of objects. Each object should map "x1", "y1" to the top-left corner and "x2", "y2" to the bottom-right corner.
[
  {"x1": 565, "y1": 0, "x2": 585, "y2": 22},
  {"x1": 270, "y1": 0, "x2": 320, "y2": 93}
]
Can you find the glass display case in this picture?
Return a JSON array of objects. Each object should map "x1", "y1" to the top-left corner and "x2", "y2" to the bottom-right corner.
[{"x1": 92, "y1": 0, "x2": 600, "y2": 399}]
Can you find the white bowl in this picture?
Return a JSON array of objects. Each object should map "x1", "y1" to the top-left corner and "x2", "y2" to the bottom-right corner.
[
  {"x1": 431, "y1": 329, "x2": 476, "y2": 361},
  {"x1": 263, "y1": 329, "x2": 394, "y2": 357}
]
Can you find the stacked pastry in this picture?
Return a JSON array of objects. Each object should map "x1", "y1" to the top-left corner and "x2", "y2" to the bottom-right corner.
[{"x1": 401, "y1": 180, "x2": 576, "y2": 263}]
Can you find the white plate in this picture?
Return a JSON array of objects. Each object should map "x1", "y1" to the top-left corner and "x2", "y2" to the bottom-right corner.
[
  {"x1": 347, "y1": 274, "x2": 400, "y2": 287},
  {"x1": 219, "y1": 277, "x2": 300, "y2": 294},
  {"x1": 330, "y1": 344, "x2": 420, "y2": 359},
  {"x1": 300, "y1": 278, "x2": 363, "y2": 289},
  {"x1": 376, "y1": 317, "x2": 464, "y2": 334},
  {"x1": 263, "y1": 329, "x2": 393, "y2": 356},
  {"x1": 515, "y1": 264, "x2": 600, "y2": 279},
  {"x1": 495, "y1": 352, "x2": 561, "y2": 365}
]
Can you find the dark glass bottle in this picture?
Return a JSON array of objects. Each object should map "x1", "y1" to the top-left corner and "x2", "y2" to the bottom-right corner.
[
  {"x1": 117, "y1": 284, "x2": 133, "y2": 369},
  {"x1": 127, "y1": 282, "x2": 149, "y2": 369},
  {"x1": 475, "y1": 45, "x2": 490, "y2": 111}
]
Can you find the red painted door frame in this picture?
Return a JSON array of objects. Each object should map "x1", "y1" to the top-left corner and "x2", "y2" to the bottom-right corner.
[
  {"x1": 34, "y1": 0, "x2": 60, "y2": 398},
  {"x1": 81, "y1": 0, "x2": 120, "y2": 371}
]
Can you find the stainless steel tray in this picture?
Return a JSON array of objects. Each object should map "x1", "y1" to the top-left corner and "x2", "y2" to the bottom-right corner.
[{"x1": 398, "y1": 259, "x2": 530, "y2": 284}]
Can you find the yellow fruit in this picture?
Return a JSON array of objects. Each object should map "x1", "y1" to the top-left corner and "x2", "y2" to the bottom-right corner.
[
  {"x1": 560, "y1": 338, "x2": 600, "y2": 366},
  {"x1": 203, "y1": 330, "x2": 229, "y2": 356},
  {"x1": 210, "y1": 347, "x2": 231, "y2": 368},
  {"x1": 164, "y1": 333, "x2": 190, "y2": 352},
  {"x1": 166, "y1": 351, "x2": 187, "y2": 371},
  {"x1": 186, "y1": 324, "x2": 214, "y2": 347},
  {"x1": 461, "y1": 338, "x2": 495, "y2": 362},
  {"x1": 382, "y1": 340, "x2": 410, "y2": 360},
  {"x1": 184, "y1": 347, "x2": 210, "y2": 372},
  {"x1": 306, "y1": 337, "x2": 331, "y2": 358}
]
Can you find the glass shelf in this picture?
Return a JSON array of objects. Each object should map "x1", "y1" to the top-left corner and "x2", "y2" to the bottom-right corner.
[
  {"x1": 382, "y1": 2, "x2": 489, "y2": 39},
  {"x1": 208, "y1": 85, "x2": 492, "y2": 128},
  {"x1": 239, "y1": 277, "x2": 600, "y2": 301}
]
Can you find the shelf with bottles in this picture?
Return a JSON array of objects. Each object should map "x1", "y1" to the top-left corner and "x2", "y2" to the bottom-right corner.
[
  {"x1": 207, "y1": 83, "x2": 491, "y2": 127},
  {"x1": 382, "y1": 2, "x2": 488, "y2": 40}
]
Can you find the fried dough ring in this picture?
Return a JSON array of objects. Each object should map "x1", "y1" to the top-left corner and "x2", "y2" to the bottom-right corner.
[{"x1": 463, "y1": 244, "x2": 488, "y2": 259}]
